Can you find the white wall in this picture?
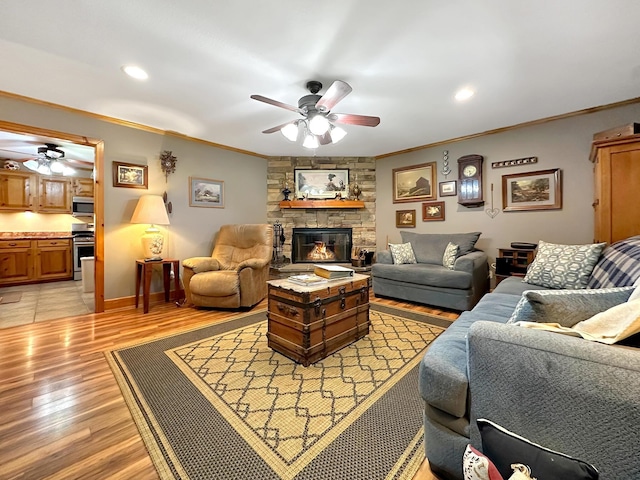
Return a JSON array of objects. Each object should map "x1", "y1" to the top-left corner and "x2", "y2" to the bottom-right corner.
[
  {"x1": 376, "y1": 103, "x2": 640, "y2": 262},
  {"x1": 0, "y1": 95, "x2": 268, "y2": 301}
]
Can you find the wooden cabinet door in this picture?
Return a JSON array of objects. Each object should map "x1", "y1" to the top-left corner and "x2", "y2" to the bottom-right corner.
[
  {"x1": 0, "y1": 171, "x2": 34, "y2": 211},
  {"x1": 73, "y1": 178, "x2": 94, "y2": 197},
  {"x1": 36, "y1": 240, "x2": 72, "y2": 280},
  {"x1": 39, "y1": 176, "x2": 72, "y2": 213},
  {"x1": 0, "y1": 240, "x2": 34, "y2": 285}
]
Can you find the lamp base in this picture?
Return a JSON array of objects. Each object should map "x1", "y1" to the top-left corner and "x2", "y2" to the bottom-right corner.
[{"x1": 141, "y1": 227, "x2": 165, "y2": 261}]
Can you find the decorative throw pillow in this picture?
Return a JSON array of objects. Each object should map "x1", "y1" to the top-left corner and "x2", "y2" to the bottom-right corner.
[
  {"x1": 523, "y1": 241, "x2": 606, "y2": 289},
  {"x1": 478, "y1": 419, "x2": 599, "y2": 480},
  {"x1": 388, "y1": 242, "x2": 416, "y2": 264},
  {"x1": 443, "y1": 242, "x2": 459, "y2": 270},
  {"x1": 507, "y1": 286, "x2": 635, "y2": 327},
  {"x1": 463, "y1": 444, "x2": 504, "y2": 480},
  {"x1": 587, "y1": 235, "x2": 640, "y2": 288}
]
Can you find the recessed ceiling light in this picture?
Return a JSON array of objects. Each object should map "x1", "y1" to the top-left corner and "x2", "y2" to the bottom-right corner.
[
  {"x1": 121, "y1": 65, "x2": 148, "y2": 80},
  {"x1": 455, "y1": 88, "x2": 475, "y2": 101}
]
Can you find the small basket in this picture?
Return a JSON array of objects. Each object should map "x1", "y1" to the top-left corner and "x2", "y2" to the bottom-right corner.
[{"x1": 351, "y1": 259, "x2": 365, "y2": 267}]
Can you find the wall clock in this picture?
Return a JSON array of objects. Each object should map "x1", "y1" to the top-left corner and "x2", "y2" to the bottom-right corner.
[{"x1": 457, "y1": 154, "x2": 484, "y2": 207}]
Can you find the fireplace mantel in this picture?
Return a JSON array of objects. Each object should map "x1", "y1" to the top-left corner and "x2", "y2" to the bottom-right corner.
[{"x1": 279, "y1": 200, "x2": 365, "y2": 209}]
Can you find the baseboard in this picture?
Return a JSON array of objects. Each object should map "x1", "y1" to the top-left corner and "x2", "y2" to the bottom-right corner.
[{"x1": 104, "y1": 289, "x2": 184, "y2": 311}]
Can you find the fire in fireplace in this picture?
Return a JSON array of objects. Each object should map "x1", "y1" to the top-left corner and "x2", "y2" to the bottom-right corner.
[{"x1": 292, "y1": 228, "x2": 352, "y2": 264}]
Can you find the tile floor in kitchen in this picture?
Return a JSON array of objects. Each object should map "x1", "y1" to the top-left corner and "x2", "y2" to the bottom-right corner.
[{"x1": 0, "y1": 280, "x2": 94, "y2": 329}]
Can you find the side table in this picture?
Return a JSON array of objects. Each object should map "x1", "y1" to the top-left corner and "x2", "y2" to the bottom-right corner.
[{"x1": 135, "y1": 258, "x2": 180, "y2": 313}]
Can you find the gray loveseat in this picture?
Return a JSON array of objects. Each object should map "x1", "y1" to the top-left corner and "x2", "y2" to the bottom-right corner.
[
  {"x1": 372, "y1": 231, "x2": 489, "y2": 311},
  {"x1": 419, "y1": 238, "x2": 640, "y2": 479}
]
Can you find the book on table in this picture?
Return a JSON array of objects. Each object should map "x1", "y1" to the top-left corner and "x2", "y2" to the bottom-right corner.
[
  {"x1": 287, "y1": 274, "x2": 328, "y2": 286},
  {"x1": 313, "y1": 264, "x2": 355, "y2": 279}
]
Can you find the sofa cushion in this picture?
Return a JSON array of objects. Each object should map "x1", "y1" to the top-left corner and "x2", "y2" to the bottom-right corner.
[
  {"x1": 401, "y1": 231, "x2": 481, "y2": 265},
  {"x1": 478, "y1": 419, "x2": 599, "y2": 480},
  {"x1": 443, "y1": 242, "x2": 459, "y2": 270},
  {"x1": 523, "y1": 240, "x2": 606, "y2": 289},
  {"x1": 388, "y1": 242, "x2": 416, "y2": 264},
  {"x1": 372, "y1": 263, "x2": 472, "y2": 290},
  {"x1": 587, "y1": 235, "x2": 640, "y2": 288},
  {"x1": 507, "y1": 286, "x2": 635, "y2": 327}
]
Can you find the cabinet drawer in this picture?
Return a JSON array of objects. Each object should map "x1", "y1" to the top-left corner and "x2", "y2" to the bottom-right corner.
[
  {"x1": 0, "y1": 240, "x2": 31, "y2": 249},
  {"x1": 36, "y1": 239, "x2": 71, "y2": 248}
]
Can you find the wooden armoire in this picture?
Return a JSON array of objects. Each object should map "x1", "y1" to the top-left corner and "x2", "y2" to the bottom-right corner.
[{"x1": 590, "y1": 132, "x2": 640, "y2": 244}]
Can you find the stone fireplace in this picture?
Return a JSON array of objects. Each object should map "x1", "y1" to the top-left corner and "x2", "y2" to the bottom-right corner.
[{"x1": 292, "y1": 228, "x2": 352, "y2": 264}]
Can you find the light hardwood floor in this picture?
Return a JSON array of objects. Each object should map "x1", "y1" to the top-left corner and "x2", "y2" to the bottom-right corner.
[{"x1": 0, "y1": 292, "x2": 457, "y2": 479}]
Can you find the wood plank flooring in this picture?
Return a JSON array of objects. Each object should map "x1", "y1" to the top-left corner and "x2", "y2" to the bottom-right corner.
[{"x1": 0, "y1": 293, "x2": 457, "y2": 479}]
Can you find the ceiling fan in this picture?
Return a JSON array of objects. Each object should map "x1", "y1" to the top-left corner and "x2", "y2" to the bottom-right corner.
[
  {"x1": 1, "y1": 143, "x2": 93, "y2": 176},
  {"x1": 251, "y1": 80, "x2": 380, "y2": 148}
]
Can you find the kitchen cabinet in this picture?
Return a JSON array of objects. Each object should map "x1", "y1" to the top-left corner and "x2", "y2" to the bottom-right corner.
[
  {"x1": 590, "y1": 134, "x2": 640, "y2": 243},
  {"x1": 73, "y1": 177, "x2": 94, "y2": 197},
  {"x1": 38, "y1": 176, "x2": 72, "y2": 213},
  {"x1": 0, "y1": 239, "x2": 33, "y2": 284},
  {"x1": 0, "y1": 171, "x2": 34, "y2": 211},
  {"x1": 0, "y1": 238, "x2": 72, "y2": 286}
]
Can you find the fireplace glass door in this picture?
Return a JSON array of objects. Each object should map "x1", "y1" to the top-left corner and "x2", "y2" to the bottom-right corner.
[{"x1": 292, "y1": 228, "x2": 352, "y2": 264}]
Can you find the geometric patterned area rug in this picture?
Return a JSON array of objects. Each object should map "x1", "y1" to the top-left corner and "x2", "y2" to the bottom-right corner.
[{"x1": 105, "y1": 305, "x2": 444, "y2": 480}]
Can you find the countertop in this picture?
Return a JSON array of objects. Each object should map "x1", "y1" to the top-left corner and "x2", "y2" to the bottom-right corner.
[{"x1": 0, "y1": 232, "x2": 73, "y2": 240}]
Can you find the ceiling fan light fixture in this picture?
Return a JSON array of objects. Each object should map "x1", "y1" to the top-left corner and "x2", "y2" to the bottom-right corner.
[
  {"x1": 309, "y1": 114, "x2": 330, "y2": 136},
  {"x1": 329, "y1": 125, "x2": 347, "y2": 144},
  {"x1": 303, "y1": 133, "x2": 319, "y2": 149},
  {"x1": 37, "y1": 163, "x2": 51, "y2": 175},
  {"x1": 23, "y1": 160, "x2": 39, "y2": 172},
  {"x1": 63, "y1": 165, "x2": 76, "y2": 176},
  {"x1": 281, "y1": 122, "x2": 300, "y2": 142},
  {"x1": 50, "y1": 160, "x2": 65, "y2": 173}
]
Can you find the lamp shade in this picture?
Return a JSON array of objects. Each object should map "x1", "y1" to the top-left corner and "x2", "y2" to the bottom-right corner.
[
  {"x1": 131, "y1": 195, "x2": 170, "y2": 260},
  {"x1": 130, "y1": 195, "x2": 170, "y2": 226}
]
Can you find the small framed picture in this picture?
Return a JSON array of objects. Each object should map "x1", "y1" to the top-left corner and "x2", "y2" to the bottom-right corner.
[
  {"x1": 189, "y1": 177, "x2": 225, "y2": 208},
  {"x1": 112, "y1": 161, "x2": 148, "y2": 189},
  {"x1": 422, "y1": 201, "x2": 445, "y2": 221},
  {"x1": 395, "y1": 209, "x2": 416, "y2": 228},
  {"x1": 439, "y1": 181, "x2": 457, "y2": 197}
]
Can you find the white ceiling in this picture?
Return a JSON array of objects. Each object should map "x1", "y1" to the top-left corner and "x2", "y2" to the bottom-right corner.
[{"x1": 1, "y1": 1, "x2": 640, "y2": 159}]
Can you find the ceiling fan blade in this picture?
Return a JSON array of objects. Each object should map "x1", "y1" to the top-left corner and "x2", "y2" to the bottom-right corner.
[
  {"x1": 329, "y1": 113, "x2": 380, "y2": 127},
  {"x1": 250, "y1": 94, "x2": 301, "y2": 113},
  {"x1": 262, "y1": 121, "x2": 296, "y2": 134},
  {"x1": 316, "y1": 80, "x2": 352, "y2": 112}
]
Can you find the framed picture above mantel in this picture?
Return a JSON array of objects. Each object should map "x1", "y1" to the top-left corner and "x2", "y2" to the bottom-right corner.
[{"x1": 294, "y1": 169, "x2": 349, "y2": 199}]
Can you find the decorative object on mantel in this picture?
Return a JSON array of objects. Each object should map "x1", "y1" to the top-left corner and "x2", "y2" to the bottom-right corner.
[
  {"x1": 350, "y1": 174, "x2": 362, "y2": 200},
  {"x1": 281, "y1": 172, "x2": 292, "y2": 201},
  {"x1": 491, "y1": 156, "x2": 538, "y2": 169},
  {"x1": 159, "y1": 150, "x2": 177, "y2": 181},
  {"x1": 485, "y1": 183, "x2": 500, "y2": 218},
  {"x1": 441, "y1": 150, "x2": 451, "y2": 177}
]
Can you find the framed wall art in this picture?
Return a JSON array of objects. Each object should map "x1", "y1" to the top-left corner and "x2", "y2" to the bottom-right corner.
[
  {"x1": 395, "y1": 209, "x2": 416, "y2": 228},
  {"x1": 189, "y1": 177, "x2": 225, "y2": 208},
  {"x1": 502, "y1": 168, "x2": 562, "y2": 212},
  {"x1": 294, "y1": 169, "x2": 349, "y2": 199},
  {"x1": 112, "y1": 161, "x2": 148, "y2": 189},
  {"x1": 392, "y1": 162, "x2": 436, "y2": 203},
  {"x1": 422, "y1": 201, "x2": 445, "y2": 221},
  {"x1": 438, "y1": 180, "x2": 457, "y2": 197}
]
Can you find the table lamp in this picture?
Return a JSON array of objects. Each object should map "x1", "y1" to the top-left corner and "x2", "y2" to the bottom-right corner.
[{"x1": 130, "y1": 195, "x2": 170, "y2": 260}]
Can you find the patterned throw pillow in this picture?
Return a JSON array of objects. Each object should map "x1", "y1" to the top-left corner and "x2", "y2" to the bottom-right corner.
[
  {"x1": 443, "y1": 242, "x2": 459, "y2": 270},
  {"x1": 523, "y1": 240, "x2": 606, "y2": 289},
  {"x1": 463, "y1": 444, "x2": 504, "y2": 480},
  {"x1": 388, "y1": 242, "x2": 417, "y2": 264},
  {"x1": 587, "y1": 235, "x2": 640, "y2": 288},
  {"x1": 507, "y1": 286, "x2": 635, "y2": 327}
]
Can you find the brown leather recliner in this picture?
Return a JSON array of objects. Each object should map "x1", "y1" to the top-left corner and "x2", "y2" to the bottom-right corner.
[{"x1": 182, "y1": 224, "x2": 273, "y2": 308}]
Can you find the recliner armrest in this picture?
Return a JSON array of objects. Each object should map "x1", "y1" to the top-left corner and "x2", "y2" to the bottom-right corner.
[
  {"x1": 183, "y1": 257, "x2": 220, "y2": 273},
  {"x1": 236, "y1": 258, "x2": 270, "y2": 271}
]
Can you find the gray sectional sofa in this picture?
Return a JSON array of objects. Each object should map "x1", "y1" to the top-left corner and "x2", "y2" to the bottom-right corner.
[
  {"x1": 372, "y1": 231, "x2": 489, "y2": 311},
  {"x1": 419, "y1": 238, "x2": 640, "y2": 480}
]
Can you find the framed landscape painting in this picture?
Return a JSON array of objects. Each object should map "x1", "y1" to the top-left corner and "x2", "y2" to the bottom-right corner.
[
  {"x1": 294, "y1": 169, "x2": 349, "y2": 199},
  {"x1": 392, "y1": 162, "x2": 436, "y2": 203},
  {"x1": 395, "y1": 209, "x2": 416, "y2": 228},
  {"x1": 190, "y1": 177, "x2": 224, "y2": 208},
  {"x1": 112, "y1": 161, "x2": 148, "y2": 189},
  {"x1": 439, "y1": 180, "x2": 457, "y2": 197},
  {"x1": 502, "y1": 168, "x2": 562, "y2": 212}
]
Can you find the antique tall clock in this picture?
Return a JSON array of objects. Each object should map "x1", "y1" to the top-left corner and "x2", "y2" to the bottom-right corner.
[{"x1": 457, "y1": 154, "x2": 484, "y2": 207}]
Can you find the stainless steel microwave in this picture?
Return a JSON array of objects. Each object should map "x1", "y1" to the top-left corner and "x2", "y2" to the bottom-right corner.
[{"x1": 72, "y1": 196, "x2": 94, "y2": 217}]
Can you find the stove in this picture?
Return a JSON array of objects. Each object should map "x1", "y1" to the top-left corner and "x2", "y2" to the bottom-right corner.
[{"x1": 72, "y1": 223, "x2": 95, "y2": 280}]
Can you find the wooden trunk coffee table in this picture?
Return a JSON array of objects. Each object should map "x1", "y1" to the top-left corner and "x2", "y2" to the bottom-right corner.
[{"x1": 266, "y1": 273, "x2": 370, "y2": 366}]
